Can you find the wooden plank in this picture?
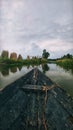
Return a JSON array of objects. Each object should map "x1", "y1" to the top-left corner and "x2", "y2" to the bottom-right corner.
[{"x1": 20, "y1": 84, "x2": 56, "y2": 92}]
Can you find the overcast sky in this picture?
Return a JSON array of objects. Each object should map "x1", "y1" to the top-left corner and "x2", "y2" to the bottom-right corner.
[{"x1": 0, "y1": 0, "x2": 73, "y2": 58}]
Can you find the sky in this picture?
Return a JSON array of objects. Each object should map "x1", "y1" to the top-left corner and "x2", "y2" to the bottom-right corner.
[{"x1": 0, "y1": 0, "x2": 73, "y2": 58}]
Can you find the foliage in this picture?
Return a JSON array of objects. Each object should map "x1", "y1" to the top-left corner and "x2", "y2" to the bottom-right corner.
[
  {"x1": 61, "y1": 53, "x2": 72, "y2": 59},
  {"x1": 56, "y1": 59, "x2": 73, "y2": 72},
  {"x1": 0, "y1": 57, "x2": 48, "y2": 67},
  {"x1": 1, "y1": 50, "x2": 9, "y2": 59},
  {"x1": 42, "y1": 49, "x2": 50, "y2": 59}
]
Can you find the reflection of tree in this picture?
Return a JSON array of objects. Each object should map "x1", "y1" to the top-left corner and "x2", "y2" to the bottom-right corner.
[
  {"x1": 42, "y1": 64, "x2": 49, "y2": 73},
  {"x1": 10, "y1": 67, "x2": 17, "y2": 73},
  {"x1": 32, "y1": 64, "x2": 35, "y2": 68},
  {"x1": 71, "y1": 68, "x2": 73, "y2": 75},
  {"x1": 1, "y1": 68, "x2": 9, "y2": 76},
  {"x1": 60, "y1": 65, "x2": 73, "y2": 75},
  {"x1": 18, "y1": 66, "x2": 22, "y2": 71},
  {"x1": 27, "y1": 65, "x2": 30, "y2": 69}
]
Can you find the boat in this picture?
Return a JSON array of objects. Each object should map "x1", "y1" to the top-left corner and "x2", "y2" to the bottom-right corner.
[{"x1": 0, "y1": 68, "x2": 73, "y2": 130}]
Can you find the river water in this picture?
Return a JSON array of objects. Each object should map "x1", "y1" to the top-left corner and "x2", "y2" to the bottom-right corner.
[{"x1": 0, "y1": 63, "x2": 73, "y2": 97}]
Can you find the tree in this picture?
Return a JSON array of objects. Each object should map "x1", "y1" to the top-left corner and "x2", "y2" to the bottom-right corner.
[
  {"x1": 10, "y1": 52, "x2": 17, "y2": 60},
  {"x1": 18, "y1": 54, "x2": 23, "y2": 60},
  {"x1": 27, "y1": 55, "x2": 30, "y2": 60},
  {"x1": 62, "y1": 53, "x2": 72, "y2": 59},
  {"x1": 66, "y1": 53, "x2": 72, "y2": 59},
  {"x1": 42, "y1": 49, "x2": 50, "y2": 59},
  {"x1": 1, "y1": 50, "x2": 9, "y2": 59}
]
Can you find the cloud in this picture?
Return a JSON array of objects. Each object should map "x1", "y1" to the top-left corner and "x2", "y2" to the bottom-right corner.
[
  {"x1": 0, "y1": 0, "x2": 73, "y2": 58},
  {"x1": 28, "y1": 43, "x2": 42, "y2": 57},
  {"x1": 37, "y1": 39, "x2": 73, "y2": 52}
]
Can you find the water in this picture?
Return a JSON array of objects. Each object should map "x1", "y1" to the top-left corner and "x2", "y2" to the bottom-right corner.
[
  {"x1": 45, "y1": 64, "x2": 73, "y2": 97},
  {"x1": 0, "y1": 63, "x2": 73, "y2": 97}
]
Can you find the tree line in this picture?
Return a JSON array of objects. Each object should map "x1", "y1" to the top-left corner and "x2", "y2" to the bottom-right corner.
[
  {"x1": 0, "y1": 49, "x2": 50, "y2": 61},
  {"x1": 0, "y1": 50, "x2": 23, "y2": 60}
]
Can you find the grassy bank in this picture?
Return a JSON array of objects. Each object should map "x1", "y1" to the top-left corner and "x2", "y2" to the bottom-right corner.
[
  {"x1": 56, "y1": 59, "x2": 73, "y2": 71},
  {"x1": 0, "y1": 58, "x2": 48, "y2": 67}
]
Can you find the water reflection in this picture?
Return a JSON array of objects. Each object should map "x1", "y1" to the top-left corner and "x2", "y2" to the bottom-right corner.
[
  {"x1": 0, "y1": 65, "x2": 23, "y2": 76},
  {"x1": 42, "y1": 64, "x2": 49, "y2": 74},
  {"x1": 0, "y1": 64, "x2": 49, "y2": 77},
  {"x1": 26, "y1": 65, "x2": 30, "y2": 69},
  {"x1": 18, "y1": 66, "x2": 22, "y2": 71},
  {"x1": 10, "y1": 67, "x2": 17, "y2": 73},
  {"x1": 0, "y1": 64, "x2": 73, "y2": 97},
  {"x1": 1, "y1": 68, "x2": 9, "y2": 76},
  {"x1": 57, "y1": 64, "x2": 73, "y2": 75}
]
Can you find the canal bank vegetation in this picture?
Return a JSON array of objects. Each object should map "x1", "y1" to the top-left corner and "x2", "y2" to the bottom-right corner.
[
  {"x1": 56, "y1": 54, "x2": 73, "y2": 71},
  {"x1": 0, "y1": 57, "x2": 48, "y2": 66},
  {"x1": 0, "y1": 49, "x2": 50, "y2": 66}
]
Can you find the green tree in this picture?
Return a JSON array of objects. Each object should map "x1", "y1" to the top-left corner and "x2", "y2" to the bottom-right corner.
[
  {"x1": 42, "y1": 49, "x2": 50, "y2": 59},
  {"x1": 62, "y1": 53, "x2": 72, "y2": 59},
  {"x1": 66, "y1": 53, "x2": 72, "y2": 59},
  {"x1": 18, "y1": 54, "x2": 23, "y2": 60},
  {"x1": 1, "y1": 50, "x2": 9, "y2": 59}
]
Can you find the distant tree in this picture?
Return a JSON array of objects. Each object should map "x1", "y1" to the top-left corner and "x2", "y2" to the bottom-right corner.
[
  {"x1": 62, "y1": 53, "x2": 72, "y2": 59},
  {"x1": 27, "y1": 55, "x2": 30, "y2": 60},
  {"x1": 32, "y1": 56, "x2": 35, "y2": 60},
  {"x1": 66, "y1": 53, "x2": 72, "y2": 59},
  {"x1": 10, "y1": 52, "x2": 17, "y2": 60},
  {"x1": 1, "y1": 50, "x2": 9, "y2": 59},
  {"x1": 18, "y1": 54, "x2": 23, "y2": 60},
  {"x1": 42, "y1": 49, "x2": 50, "y2": 59}
]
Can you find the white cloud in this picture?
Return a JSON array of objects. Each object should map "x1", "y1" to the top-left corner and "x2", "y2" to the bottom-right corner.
[
  {"x1": 0, "y1": 0, "x2": 73, "y2": 58},
  {"x1": 37, "y1": 39, "x2": 73, "y2": 52}
]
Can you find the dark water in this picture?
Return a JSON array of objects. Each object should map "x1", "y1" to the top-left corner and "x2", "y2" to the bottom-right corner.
[{"x1": 0, "y1": 64, "x2": 73, "y2": 97}]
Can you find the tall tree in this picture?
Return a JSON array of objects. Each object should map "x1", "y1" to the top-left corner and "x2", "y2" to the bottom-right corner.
[
  {"x1": 1, "y1": 50, "x2": 9, "y2": 59},
  {"x1": 10, "y1": 52, "x2": 17, "y2": 60},
  {"x1": 42, "y1": 49, "x2": 50, "y2": 59},
  {"x1": 18, "y1": 54, "x2": 23, "y2": 60}
]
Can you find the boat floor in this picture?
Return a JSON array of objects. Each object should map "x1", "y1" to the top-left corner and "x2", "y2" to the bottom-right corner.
[{"x1": 0, "y1": 68, "x2": 73, "y2": 130}]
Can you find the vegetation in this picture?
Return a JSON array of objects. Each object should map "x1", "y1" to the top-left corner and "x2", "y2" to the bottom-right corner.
[
  {"x1": 0, "y1": 49, "x2": 50, "y2": 66},
  {"x1": 56, "y1": 59, "x2": 73, "y2": 70},
  {"x1": 42, "y1": 49, "x2": 50, "y2": 59},
  {"x1": 56, "y1": 54, "x2": 73, "y2": 72},
  {"x1": 0, "y1": 49, "x2": 73, "y2": 73},
  {"x1": 0, "y1": 57, "x2": 48, "y2": 67},
  {"x1": 1, "y1": 50, "x2": 9, "y2": 59},
  {"x1": 61, "y1": 53, "x2": 72, "y2": 59}
]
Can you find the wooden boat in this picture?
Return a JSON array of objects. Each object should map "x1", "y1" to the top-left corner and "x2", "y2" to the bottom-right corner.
[{"x1": 0, "y1": 68, "x2": 73, "y2": 130}]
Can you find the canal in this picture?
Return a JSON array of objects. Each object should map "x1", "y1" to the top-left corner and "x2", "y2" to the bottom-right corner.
[{"x1": 0, "y1": 63, "x2": 73, "y2": 97}]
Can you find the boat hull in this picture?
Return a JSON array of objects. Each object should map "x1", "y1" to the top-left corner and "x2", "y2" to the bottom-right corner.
[{"x1": 0, "y1": 68, "x2": 73, "y2": 130}]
